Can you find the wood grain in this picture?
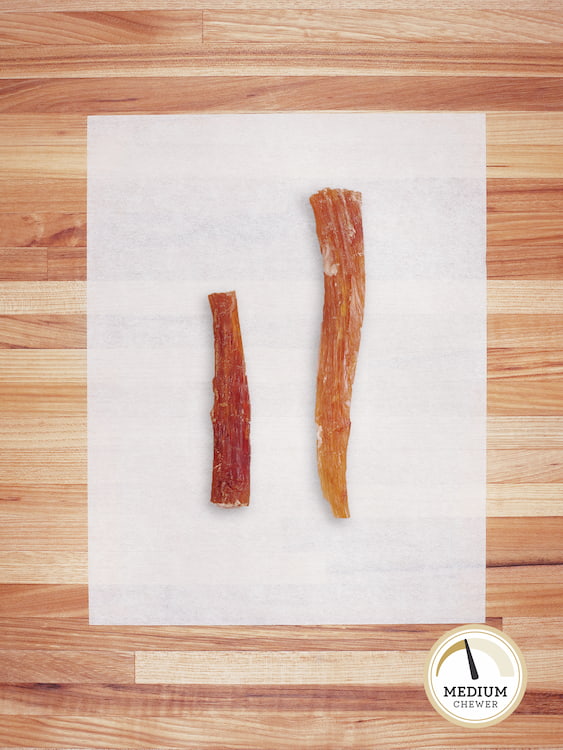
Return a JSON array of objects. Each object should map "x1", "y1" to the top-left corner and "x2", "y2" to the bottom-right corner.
[
  {"x1": 488, "y1": 178, "x2": 563, "y2": 213},
  {"x1": 3, "y1": 42, "x2": 563, "y2": 78},
  {"x1": 487, "y1": 417, "x2": 563, "y2": 448},
  {"x1": 0, "y1": 314, "x2": 86, "y2": 348},
  {"x1": 2, "y1": 0, "x2": 563, "y2": 8},
  {"x1": 0, "y1": 247, "x2": 47, "y2": 280},
  {"x1": 504, "y1": 617, "x2": 563, "y2": 648},
  {"x1": 0, "y1": 11, "x2": 202, "y2": 46},
  {"x1": 203, "y1": 9, "x2": 563, "y2": 44},
  {"x1": 488, "y1": 484, "x2": 563, "y2": 516},
  {"x1": 136, "y1": 650, "x2": 428, "y2": 685},
  {"x1": 487, "y1": 518, "x2": 563, "y2": 566},
  {"x1": 0, "y1": 650, "x2": 134, "y2": 683},
  {"x1": 0, "y1": 584, "x2": 88, "y2": 617},
  {"x1": 0, "y1": 619, "x2": 501, "y2": 652},
  {"x1": 0, "y1": 6, "x2": 562, "y2": 749},
  {"x1": 3, "y1": 76, "x2": 563, "y2": 114},
  {"x1": 0, "y1": 213, "x2": 86, "y2": 247},
  {"x1": 0, "y1": 713, "x2": 562, "y2": 750},
  {"x1": 488, "y1": 282, "x2": 563, "y2": 312}
]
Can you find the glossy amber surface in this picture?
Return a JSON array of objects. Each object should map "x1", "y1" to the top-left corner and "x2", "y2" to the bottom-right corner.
[
  {"x1": 208, "y1": 290, "x2": 251, "y2": 507},
  {"x1": 310, "y1": 188, "x2": 365, "y2": 518}
]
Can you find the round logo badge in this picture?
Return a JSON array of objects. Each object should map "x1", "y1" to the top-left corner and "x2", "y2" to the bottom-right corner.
[{"x1": 424, "y1": 624, "x2": 527, "y2": 728}]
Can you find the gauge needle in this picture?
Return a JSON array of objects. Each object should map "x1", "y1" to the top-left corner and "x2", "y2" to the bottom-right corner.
[{"x1": 464, "y1": 639, "x2": 479, "y2": 680}]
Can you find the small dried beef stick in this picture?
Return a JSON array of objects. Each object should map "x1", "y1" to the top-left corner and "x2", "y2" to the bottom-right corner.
[
  {"x1": 208, "y1": 291, "x2": 251, "y2": 507},
  {"x1": 310, "y1": 188, "x2": 365, "y2": 519}
]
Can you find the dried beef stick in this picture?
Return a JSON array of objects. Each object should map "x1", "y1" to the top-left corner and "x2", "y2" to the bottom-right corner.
[
  {"x1": 310, "y1": 188, "x2": 366, "y2": 518},
  {"x1": 208, "y1": 291, "x2": 251, "y2": 507}
]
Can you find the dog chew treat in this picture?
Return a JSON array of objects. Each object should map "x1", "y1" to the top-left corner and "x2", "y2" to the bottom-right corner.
[
  {"x1": 310, "y1": 188, "x2": 365, "y2": 519},
  {"x1": 208, "y1": 291, "x2": 251, "y2": 507}
]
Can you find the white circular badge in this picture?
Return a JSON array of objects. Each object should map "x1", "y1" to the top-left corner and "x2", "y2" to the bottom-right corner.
[{"x1": 424, "y1": 624, "x2": 527, "y2": 728}]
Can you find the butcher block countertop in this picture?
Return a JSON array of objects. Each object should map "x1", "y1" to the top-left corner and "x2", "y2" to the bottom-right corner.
[{"x1": 0, "y1": 4, "x2": 562, "y2": 749}]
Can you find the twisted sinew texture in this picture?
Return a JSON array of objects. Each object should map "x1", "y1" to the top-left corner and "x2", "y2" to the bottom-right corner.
[
  {"x1": 208, "y1": 291, "x2": 251, "y2": 507},
  {"x1": 310, "y1": 188, "x2": 365, "y2": 519}
]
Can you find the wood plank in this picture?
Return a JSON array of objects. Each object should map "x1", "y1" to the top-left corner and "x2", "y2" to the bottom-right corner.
[
  {"x1": 504, "y1": 617, "x2": 563, "y2": 649},
  {"x1": 0, "y1": 684, "x2": 432, "y2": 715},
  {"x1": 0, "y1": 482, "x2": 85, "y2": 505},
  {"x1": 488, "y1": 282, "x2": 563, "y2": 313},
  {"x1": 0, "y1": 282, "x2": 85, "y2": 314},
  {"x1": 136, "y1": 650, "x2": 561, "y2": 691},
  {"x1": 526, "y1": 651, "x2": 563, "y2": 689},
  {"x1": 0, "y1": 551, "x2": 86, "y2": 583},
  {"x1": 5, "y1": 683, "x2": 555, "y2": 716},
  {"x1": 0, "y1": 416, "x2": 85, "y2": 448},
  {"x1": 0, "y1": 394, "x2": 84, "y2": 419},
  {"x1": 487, "y1": 243, "x2": 563, "y2": 280},
  {"x1": 488, "y1": 417, "x2": 563, "y2": 449},
  {"x1": 487, "y1": 582, "x2": 563, "y2": 617},
  {"x1": 0, "y1": 213, "x2": 86, "y2": 248},
  {"x1": 487, "y1": 112, "x2": 563, "y2": 145},
  {"x1": 2, "y1": 42, "x2": 563, "y2": 78},
  {"x1": 0, "y1": 11, "x2": 202, "y2": 45},
  {"x1": 518, "y1": 690, "x2": 563, "y2": 714},
  {"x1": 0, "y1": 650, "x2": 134, "y2": 683},
  {"x1": 488, "y1": 213, "x2": 563, "y2": 252},
  {"x1": 48, "y1": 246, "x2": 86, "y2": 280},
  {"x1": 2, "y1": 76, "x2": 563, "y2": 114},
  {"x1": 0, "y1": 584, "x2": 88, "y2": 617},
  {"x1": 0, "y1": 447, "x2": 85, "y2": 483},
  {"x1": 0, "y1": 619, "x2": 500, "y2": 653},
  {"x1": 0, "y1": 247, "x2": 47, "y2": 280},
  {"x1": 0, "y1": 177, "x2": 85, "y2": 212},
  {"x1": 488, "y1": 145, "x2": 563, "y2": 178},
  {"x1": 0, "y1": 380, "x2": 85, "y2": 416},
  {"x1": 488, "y1": 179, "x2": 563, "y2": 213},
  {"x1": 0, "y1": 314, "x2": 86, "y2": 348},
  {"x1": 487, "y1": 449, "x2": 563, "y2": 483},
  {"x1": 487, "y1": 245, "x2": 563, "y2": 279},
  {"x1": 489, "y1": 380, "x2": 563, "y2": 416},
  {"x1": 487, "y1": 517, "x2": 563, "y2": 567},
  {"x1": 488, "y1": 484, "x2": 563, "y2": 516},
  {"x1": 0, "y1": 113, "x2": 84, "y2": 144},
  {"x1": 136, "y1": 650, "x2": 426, "y2": 685},
  {"x1": 488, "y1": 349, "x2": 563, "y2": 380},
  {"x1": 0, "y1": 520, "x2": 84, "y2": 548},
  {"x1": 2, "y1": 0, "x2": 563, "y2": 9},
  {"x1": 488, "y1": 314, "x2": 563, "y2": 349},
  {"x1": 0, "y1": 115, "x2": 85, "y2": 211},
  {"x1": 487, "y1": 564, "x2": 563, "y2": 586},
  {"x1": 0, "y1": 713, "x2": 561, "y2": 749},
  {"x1": 0, "y1": 507, "x2": 83, "y2": 534},
  {"x1": 0, "y1": 143, "x2": 84, "y2": 176},
  {"x1": 0, "y1": 350, "x2": 84, "y2": 382},
  {"x1": 134, "y1": 647, "x2": 563, "y2": 691},
  {"x1": 204, "y1": 9, "x2": 563, "y2": 44}
]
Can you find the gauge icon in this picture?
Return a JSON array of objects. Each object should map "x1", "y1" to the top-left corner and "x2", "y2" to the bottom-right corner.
[{"x1": 424, "y1": 624, "x2": 527, "y2": 727}]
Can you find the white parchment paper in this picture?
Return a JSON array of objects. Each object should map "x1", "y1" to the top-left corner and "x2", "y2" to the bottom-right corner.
[{"x1": 87, "y1": 113, "x2": 486, "y2": 625}]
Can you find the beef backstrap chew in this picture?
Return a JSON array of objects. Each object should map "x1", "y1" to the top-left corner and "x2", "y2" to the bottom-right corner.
[
  {"x1": 208, "y1": 291, "x2": 251, "y2": 507},
  {"x1": 309, "y1": 188, "x2": 366, "y2": 519}
]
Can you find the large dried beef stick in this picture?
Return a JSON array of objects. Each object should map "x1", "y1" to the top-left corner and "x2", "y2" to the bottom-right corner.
[
  {"x1": 208, "y1": 291, "x2": 251, "y2": 507},
  {"x1": 310, "y1": 188, "x2": 365, "y2": 519}
]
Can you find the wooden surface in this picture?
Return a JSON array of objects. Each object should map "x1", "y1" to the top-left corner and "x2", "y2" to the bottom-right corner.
[{"x1": 0, "y1": 4, "x2": 562, "y2": 749}]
